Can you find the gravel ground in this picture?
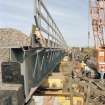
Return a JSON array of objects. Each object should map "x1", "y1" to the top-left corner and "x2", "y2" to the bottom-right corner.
[{"x1": 0, "y1": 28, "x2": 31, "y2": 48}]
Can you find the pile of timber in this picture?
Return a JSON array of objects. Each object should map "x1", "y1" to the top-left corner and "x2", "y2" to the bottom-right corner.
[
  {"x1": 89, "y1": 80, "x2": 105, "y2": 105},
  {"x1": 78, "y1": 77, "x2": 105, "y2": 105}
]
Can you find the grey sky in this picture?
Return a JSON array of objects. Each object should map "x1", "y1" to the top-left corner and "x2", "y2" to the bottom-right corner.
[
  {"x1": 47, "y1": 0, "x2": 89, "y2": 47},
  {"x1": 0, "y1": 0, "x2": 91, "y2": 47}
]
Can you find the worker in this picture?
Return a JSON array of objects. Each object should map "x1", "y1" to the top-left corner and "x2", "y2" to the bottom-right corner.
[
  {"x1": 84, "y1": 65, "x2": 91, "y2": 77},
  {"x1": 99, "y1": 66, "x2": 105, "y2": 79},
  {"x1": 72, "y1": 61, "x2": 81, "y2": 78},
  {"x1": 80, "y1": 61, "x2": 86, "y2": 75},
  {"x1": 95, "y1": 72, "x2": 101, "y2": 79},
  {"x1": 80, "y1": 61, "x2": 86, "y2": 69},
  {"x1": 84, "y1": 55, "x2": 89, "y2": 63}
]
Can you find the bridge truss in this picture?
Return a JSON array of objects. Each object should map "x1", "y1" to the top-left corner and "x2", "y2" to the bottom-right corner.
[{"x1": 5, "y1": 0, "x2": 68, "y2": 102}]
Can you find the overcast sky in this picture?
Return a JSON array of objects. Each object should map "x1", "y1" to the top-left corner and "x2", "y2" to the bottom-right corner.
[
  {"x1": 47, "y1": 0, "x2": 90, "y2": 47},
  {"x1": 0, "y1": 0, "x2": 91, "y2": 47}
]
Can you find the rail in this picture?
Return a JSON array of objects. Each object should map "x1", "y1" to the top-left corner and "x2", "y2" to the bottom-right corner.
[{"x1": 34, "y1": 0, "x2": 67, "y2": 49}]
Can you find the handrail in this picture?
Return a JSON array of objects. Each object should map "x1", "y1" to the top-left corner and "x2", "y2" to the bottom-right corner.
[{"x1": 34, "y1": 0, "x2": 67, "y2": 49}]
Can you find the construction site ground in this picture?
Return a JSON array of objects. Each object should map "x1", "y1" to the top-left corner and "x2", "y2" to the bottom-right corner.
[{"x1": 29, "y1": 57, "x2": 105, "y2": 105}]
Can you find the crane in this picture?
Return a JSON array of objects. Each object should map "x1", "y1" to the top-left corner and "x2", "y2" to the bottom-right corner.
[{"x1": 89, "y1": 0, "x2": 105, "y2": 78}]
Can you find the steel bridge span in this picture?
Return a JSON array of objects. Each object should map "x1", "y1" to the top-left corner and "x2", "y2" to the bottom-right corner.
[{"x1": 0, "y1": 0, "x2": 67, "y2": 103}]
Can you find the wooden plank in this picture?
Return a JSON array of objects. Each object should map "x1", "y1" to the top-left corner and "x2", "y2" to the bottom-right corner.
[{"x1": 35, "y1": 91, "x2": 70, "y2": 96}]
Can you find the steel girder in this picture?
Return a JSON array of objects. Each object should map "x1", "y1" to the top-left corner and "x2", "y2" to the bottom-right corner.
[{"x1": 11, "y1": 47, "x2": 65, "y2": 96}]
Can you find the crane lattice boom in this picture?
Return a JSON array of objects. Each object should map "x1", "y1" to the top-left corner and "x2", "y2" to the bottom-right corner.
[{"x1": 90, "y1": 0, "x2": 105, "y2": 48}]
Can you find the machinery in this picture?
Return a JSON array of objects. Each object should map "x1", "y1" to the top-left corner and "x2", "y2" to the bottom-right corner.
[{"x1": 90, "y1": 0, "x2": 105, "y2": 78}]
